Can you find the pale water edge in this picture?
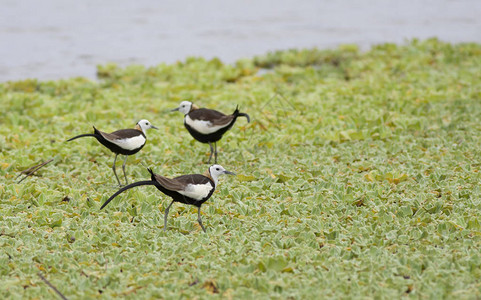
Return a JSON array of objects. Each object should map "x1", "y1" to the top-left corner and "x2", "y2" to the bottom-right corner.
[{"x1": 1, "y1": 0, "x2": 480, "y2": 82}]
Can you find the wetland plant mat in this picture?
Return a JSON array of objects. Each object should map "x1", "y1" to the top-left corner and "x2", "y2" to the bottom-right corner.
[{"x1": 1, "y1": 39, "x2": 481, "y2": 298}]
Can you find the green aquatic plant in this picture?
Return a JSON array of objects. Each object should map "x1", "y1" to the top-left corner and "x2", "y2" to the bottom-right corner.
[{"x1": 1, "y1": 38, "x2": 481, "y2": 298}]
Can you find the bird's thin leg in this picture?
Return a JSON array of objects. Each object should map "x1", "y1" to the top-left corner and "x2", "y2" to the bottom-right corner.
[
  {"x1": 112, "y1": 154, "x2": 121, "y2": 186},
  {"x1": 163, "y1": 200, "x2": 175, "y2": 232},
  {"x1": 208, "y1": 142, "x2": 214, "y2": 164},
  {"x1": 197, "y1": 207, "x2": 206, "y2": 233},
  {"x1": 121, "y1": 156, "x2": 129, "y2": 185},
  {"x1": 214, "y1": 142, "x2": 218, "y2": 164}
]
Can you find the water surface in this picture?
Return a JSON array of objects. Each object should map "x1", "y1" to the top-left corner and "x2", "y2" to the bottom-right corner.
[{"x1": 1, "y1": 0, "x2": 480, "y2": 82}]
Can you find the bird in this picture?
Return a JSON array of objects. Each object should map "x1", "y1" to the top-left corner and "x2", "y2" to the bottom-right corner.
[
  {"x1": 67, "y1": 119, "x2": 158, "y2": 186},
  {"x1": 100, "y1": 164, "x2": 235, "y2": 232},
  {"x1": 172, "y1": 101, "x2": 250, "y2": 163}
]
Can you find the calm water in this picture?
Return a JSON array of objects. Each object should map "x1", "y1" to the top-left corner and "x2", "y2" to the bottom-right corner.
[{"x1": 1, "y1": 0, "x2": 480, "y2": 82}]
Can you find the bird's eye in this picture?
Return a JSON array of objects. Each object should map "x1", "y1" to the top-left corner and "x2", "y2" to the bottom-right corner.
[
  {"x1": 146, "y1": 122, "x2": 149, "y2": 125},
  {"x1": 216, "y1": 168, "x2": 220, "y2": 171}
]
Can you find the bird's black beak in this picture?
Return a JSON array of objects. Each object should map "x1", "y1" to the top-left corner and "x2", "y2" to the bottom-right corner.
[
  {"x1": 151, "y1": 125, "x2": 158, "y2": 130},
  {"x1": 171, "y1": 107, "x2": 180, "y2": 112},
  {"x1": 224, "y1": 170, "x2": 236, "y2": 176}
]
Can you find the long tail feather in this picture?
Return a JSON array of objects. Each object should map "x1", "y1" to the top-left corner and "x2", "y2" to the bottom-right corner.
[
  {"x1": 100, "y1": 180, "x2": 156, "y2": 210},
  {"x1": 238, "y1": 112, "x2": 250, "y2": 123},
  {"x1": 66, "y1": 133, "x2": 97, "y2": 142},
  {"x1": 233, "y1": 105, "x2": 250, "y2": 123}
]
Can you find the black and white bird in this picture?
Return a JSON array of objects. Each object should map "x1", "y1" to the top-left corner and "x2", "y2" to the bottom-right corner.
[
  {"x1": 172, "y1": 101, "x2": 250, "y2": 163},
  {"x1": 100, "y1": 164, "x2": 235, "y2": 232},
  {"x1": 67, "y1": 119, "x2": 158, "y2": 186}
]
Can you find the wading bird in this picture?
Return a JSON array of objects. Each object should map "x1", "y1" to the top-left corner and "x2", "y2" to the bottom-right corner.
[
  {"x1": 67, "y1": 119, "x2": 157, "y2": 186},
  {"x1": 172, "y1": 101, "x2": 250, "y2": 163},
  {"x1": 100, "y1": 165, "x2": 235, "y2": 232}
]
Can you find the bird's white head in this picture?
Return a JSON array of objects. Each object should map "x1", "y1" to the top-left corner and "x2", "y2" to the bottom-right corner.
[
  {"x1": 136, "y1": 119, "x2": 158, "y2": 133},
  {"x1": 209, "y1": 164, "x2": 236, "y2": 187},
  {"x1": 172, "y1": 101, "x2": 193, "y2": 115}
]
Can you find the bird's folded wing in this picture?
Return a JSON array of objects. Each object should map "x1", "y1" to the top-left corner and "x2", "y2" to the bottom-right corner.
[
  {"x1": 98, "y1": 129, "x2": 142, "y2": 142},
  {"x1": 154, "y1": 174, "x2": 188, "y2": 191},
  {"x1": 210, "y1": 114, "x2": 235, "y2": 126},
  {"x1": 189, "y1": 109, "x2": 234, "y2": 127}
]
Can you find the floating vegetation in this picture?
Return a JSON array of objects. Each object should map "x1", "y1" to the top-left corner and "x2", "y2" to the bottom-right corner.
[{"x1": 1, "y1": 39, "x2": 481, "y2": 298}]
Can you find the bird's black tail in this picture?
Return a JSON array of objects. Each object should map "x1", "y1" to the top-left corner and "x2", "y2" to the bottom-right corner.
[
  {"x1": 66, "y1": 133, "x2": 97, "y2": 142},
  {"x1": 100, "y1": 180, "x2": 157, "y2": 210},
  {"x1": 146, "y1": 167, "x2": 161, "y2": 182},
  {"x1": 233, "y1": 105, "x2": 250, "y2": 123},
  {"x1": 67, "y1": 126, "x2": 100, "y2": 142}
]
